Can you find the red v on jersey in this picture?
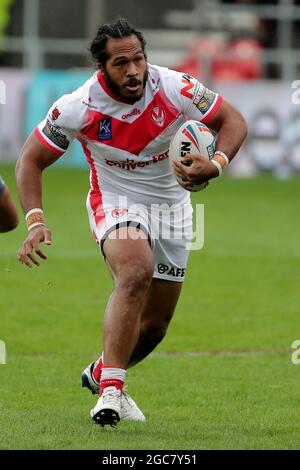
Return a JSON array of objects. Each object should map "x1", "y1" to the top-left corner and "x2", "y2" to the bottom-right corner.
[
  {"x1": 180, "y1": 78, "x2": 194, "y2": 99},
  {"x1": 81, "y1": 90, "x2": 180, "y2": 156}
]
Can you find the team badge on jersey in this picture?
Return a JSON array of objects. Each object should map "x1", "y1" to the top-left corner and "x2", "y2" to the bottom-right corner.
[
  {"x1": 150, "y1": 106, "x2": 165, "y2": 127},
  {"x1": 98, "y1": 118, "x2": 112, "y2": 141},
  {"x1": 51, "y1": 107, "x2": 61, "y2": 121},
  {"x1": 193, "y1": 87, "x2": 216, "y2": 114}
]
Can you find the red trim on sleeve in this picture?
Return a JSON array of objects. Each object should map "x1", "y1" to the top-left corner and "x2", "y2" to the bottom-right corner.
[
  {"x1": 201, "y1": 95, "x2": 223, "y2": 125},
  {"x1": 34, "y1": 128, "x2": 64, "y2": 156}
]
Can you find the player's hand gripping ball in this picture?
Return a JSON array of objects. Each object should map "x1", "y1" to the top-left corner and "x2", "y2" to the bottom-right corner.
[{"x1": 169, "y1": 120, "x2": 216, "y2": 192}]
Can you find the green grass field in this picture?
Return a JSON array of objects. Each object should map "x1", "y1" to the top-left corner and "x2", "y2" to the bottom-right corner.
[{"x1": 0, "y1": 164, "x2": 300, "y2": 450}]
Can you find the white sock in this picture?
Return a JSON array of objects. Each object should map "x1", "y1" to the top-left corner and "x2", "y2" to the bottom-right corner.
[{"x1": 101, "y1": 367, "x2": 126, "y2": 384}]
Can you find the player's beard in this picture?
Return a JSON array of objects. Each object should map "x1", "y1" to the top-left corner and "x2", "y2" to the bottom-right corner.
[{"x1": 102, "y1": 66, "x2": 148, "y2": 104}]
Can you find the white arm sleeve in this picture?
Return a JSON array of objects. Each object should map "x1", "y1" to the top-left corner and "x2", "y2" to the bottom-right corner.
[
  {"x1": 162, "y1": 69, "x2": 223, "y2": 125},
  {"x1": 35, "y1": 91, "x2": 85, "y2": 155}
]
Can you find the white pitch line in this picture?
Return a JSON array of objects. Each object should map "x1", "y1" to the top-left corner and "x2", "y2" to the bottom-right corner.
[{"x1": 153, "y1": 349, "x2": 289, "y2": 358}]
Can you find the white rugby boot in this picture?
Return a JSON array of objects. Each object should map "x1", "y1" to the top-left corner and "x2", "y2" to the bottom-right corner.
[
  {"x1": 121, "y1": 387, "x2": 146, "y2": 422},
  {"x1": 81, "y1": 362, "x2": 99, "y2": 395},
  {"x1": 82, "y1": 362, "x2": 146, "y2": 422},
  {"x1": 90, "y1": 386, "x2": 121, "y2": 427}
]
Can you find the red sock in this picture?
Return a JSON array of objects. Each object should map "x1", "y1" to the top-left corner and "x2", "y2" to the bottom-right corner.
[
  {"x1": 100, "y1": 366, "x2": 126, "y2": 396},
  {"x1": 100, "y1": 378, "x2": 124, "y2": 396},
  {"x1": 92, "y1": 356, "x2": 103, "y2": 384}
]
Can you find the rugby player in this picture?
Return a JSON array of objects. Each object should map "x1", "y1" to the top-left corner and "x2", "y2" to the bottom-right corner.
[
  {"x1": 16, "y1": 18, "x2": 247, "y2": 427},
  {"x1": 0, "y1": 176, "x2": 19, "y2": 233}
]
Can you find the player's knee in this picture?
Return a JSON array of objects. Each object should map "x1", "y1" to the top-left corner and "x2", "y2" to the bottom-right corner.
[{"x1": 118, "y1": 263, "x2": 153, "y2": 294}]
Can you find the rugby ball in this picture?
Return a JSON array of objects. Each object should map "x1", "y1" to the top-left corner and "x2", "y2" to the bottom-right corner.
[{"x1": 169, "y1": 120, "x2": 215, "y2": 191}]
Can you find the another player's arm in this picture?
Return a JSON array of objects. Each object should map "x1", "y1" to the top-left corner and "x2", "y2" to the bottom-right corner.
[
  {"x1": 173, "y1": 99, "x2": 248, "y2": 185},
  {"x1": 16, "y1": 133, "x2": 62, "y2": 268},
  {"x1": 0, "y1": 181, "x2": 19, "y2": 233}
]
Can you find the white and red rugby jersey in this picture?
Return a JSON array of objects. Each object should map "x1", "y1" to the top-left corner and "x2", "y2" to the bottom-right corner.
[{"x1": 35, "y1": 64, "x2": 222, "y2": 206}]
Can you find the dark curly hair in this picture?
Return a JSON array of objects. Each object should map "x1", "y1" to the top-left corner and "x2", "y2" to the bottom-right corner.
[{"x1": 90, "y1": 18, "x2": 147, "y2": 67}]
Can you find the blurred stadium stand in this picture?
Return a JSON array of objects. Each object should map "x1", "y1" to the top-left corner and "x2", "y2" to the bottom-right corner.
[
  {"x1": 0, "y1": 0, "x2": 299, "y2": 177},
  {"x1": 1, "y1": 0, "x2": 300, "y2": 79}
]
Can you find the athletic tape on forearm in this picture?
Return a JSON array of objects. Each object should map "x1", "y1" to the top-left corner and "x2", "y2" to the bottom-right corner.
[
  {"x1": 211, "y1": 159, "x2": 223, "y2": 176},
  {"x1": 214, "y1": 151, "x2": 230, "y2": 166},
  {"x1": 211, "y1": 151, "x2": 229, "y2": 176},
  {"x1": 25, "y1": 208, "x2": 45, "y2": 232}
]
